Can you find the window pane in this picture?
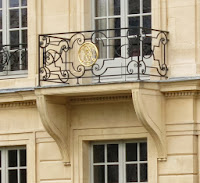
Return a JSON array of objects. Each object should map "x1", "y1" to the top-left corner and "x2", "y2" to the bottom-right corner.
[
  {"x1": 8, "y1": 150, "x2": 17, "y2": 167},
  {"x1": 9, "y1": 170, "x2": 18, "y2": 183},
  {"x1": 129, "y1": 17, "x2": 140, "y2": 35},
  {"x1": 143, "y1": 15, "x2": 151, "y2": 34},
  {"x1": 143, "y1": 0, "x2": 151, "y2": 13},
  {"x1": 0, "y1": 0, "x2": 2, "y2": 8},
  {"x1": 128, "y1": 37, "x2": 140, "y2": 57},
  {"x1": 9, "y1": 0, "x2": 19, "y2": 7},
  {"x1": 129, "y1": 0, "x2": 140, "y2": 14},
  {"x1": 126, "y1": 143, "x2": 137, "y2": 161},
  {"x1": 21, "y1": 49, "x2": 28, "y2": 70},
  {"x1": 22, "y1": 30, "x2": 27, "y2": 44},
  {"x1": 95, "y1": 19, "x2": 107, "y2": 36},
  {"x1": 20, "y1": 169, "x2": 26, "y2": 183},
  {"x1": 10, "y1": 51, "x2": 19, "y2": 71},
  {"x1": 0, "y1": 10, "x2": 2, "y2": 29},
  {"x1": 126, "y1": 164, "x2": 138, "y2": 182},
  {"x1": 21, "y1": 9, "x2": 27, "y2": 27},
  {"x1": 20, "y1": 149, "x2": 26, "y2": 166},
  {"x1": 10, "y1": 31, "x2": 19, "y2": 48},
  {"x1": 107, "y1": 144, "x2": 118, "y2": 162},
  {"x1": 95, "y1": 0, "x2": 107, "y2": 17},
  {"x1": 140, "y1": 163, "x2": 147, "y2": 182},
  {"x1": 10, "y1": 9, "x2": 19, "y2": 29},
  {"x1": 143, "y1": 37, "x2": 151, "y2": 56},
  {"x1": 0, "y1": 151, "x2": 1, "y2": 167},
  {"x1": 0, "y1": 170, "x2": 1, "y2": 183},
  {"x1": 96, "y1": 39, "x2": 107, "y2": 59},
  {"x1": 109, "y1": 18, "x2": 121, "y2": 37},
  {"x1": 109, "y1": 39, "x2": 121, "y2": 58},
  {"x1": 108, "y1": 0, "x2": 120, "y2": 16},
  {"x1": 140, "y1": 142, "x2": 147, "y2": 161},
  {"x1": 94, "y1": 165, "x2": 105, "y2": 183},
  {"x1": 21, "y1": 0, "x2": 27, "y2": 6},
  {"x1": 93, "y1": 145, "x2": 105, "y2": 163},
  {"x1": 108, "y1": 165, "x2": 118, "y2": 183}
]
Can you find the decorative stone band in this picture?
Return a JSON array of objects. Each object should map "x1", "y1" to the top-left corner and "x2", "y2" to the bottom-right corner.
[
  {"x1": 164, "y1": 91, "x2": 200, "y2": 98},
  {"x1": 0, "y1": 100, "x2": 36, "y2": 108},
  {"x1": 70, "y1": 94, "x2": 132, "y2": 104}
]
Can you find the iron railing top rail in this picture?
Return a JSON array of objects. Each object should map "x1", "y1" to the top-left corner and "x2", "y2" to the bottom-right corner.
[{"x1": 39, "y1": 27, "x2": 169, "y2": 37}]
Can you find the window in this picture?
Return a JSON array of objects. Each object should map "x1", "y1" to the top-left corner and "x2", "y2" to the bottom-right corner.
[
  {"x1": 0, "y1": 147, "x2": 27, "y2": 183},
  {"x1": 91, "y1": 141, "x2": 147, "y2": 183},
  {"x1": 0, "y1": 0, "x2": 27, "y2": 75},
  {"x1": 93, "y1": 0, "x2": 151, "y2": 58}
]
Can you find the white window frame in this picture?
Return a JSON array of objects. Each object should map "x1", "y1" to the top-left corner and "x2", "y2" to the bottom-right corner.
[
  {"x1": 0, "y1": 0, "x2": 28, "y2": 76},
  {"x1": 0, "y1": 146, "x2": 27, "y2": 183},
  {"x1": 91, "y1": 140, "x2": 148, "y2": 183}
]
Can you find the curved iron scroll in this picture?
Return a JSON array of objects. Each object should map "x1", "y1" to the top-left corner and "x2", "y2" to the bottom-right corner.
[{"x1": 38, "y1": 27, "x2": 169, "y2": 86}]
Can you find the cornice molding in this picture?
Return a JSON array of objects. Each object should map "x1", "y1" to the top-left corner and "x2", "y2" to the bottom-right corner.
[
  {"x1": 70, "y1": 94, "x2": 132, "y2": 104},
  {"x1": 164, "y1": 91, "x2": 200, "y2": 98},
  {"x1": 0, "y1": 100, "x2": 36, "y2": 108}
]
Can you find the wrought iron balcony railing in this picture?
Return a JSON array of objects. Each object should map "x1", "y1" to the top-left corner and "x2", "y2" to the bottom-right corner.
[
  {"x1": 38, "y1": 27, "x2": 169, "y2": 86},
  {"x1": 0, "y1": 44, "x2": 28, "y2": 75}
]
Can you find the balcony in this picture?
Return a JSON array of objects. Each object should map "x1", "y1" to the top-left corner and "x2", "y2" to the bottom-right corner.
[
  {"x1": 0, "y1": 44, "x2": 28, "y2": 77},
  {"x1": 38, "y1": 27, "x2": 169, "y2": 86}
]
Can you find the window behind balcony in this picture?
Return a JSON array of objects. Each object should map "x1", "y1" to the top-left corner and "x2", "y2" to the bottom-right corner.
[{"x1": 0, "y1": 0, "x2": 27, "y2": 76}]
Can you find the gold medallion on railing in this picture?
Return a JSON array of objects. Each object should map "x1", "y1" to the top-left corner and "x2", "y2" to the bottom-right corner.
[{"x1": 78, "y1": 42, "x2": 98, "y2": 67}]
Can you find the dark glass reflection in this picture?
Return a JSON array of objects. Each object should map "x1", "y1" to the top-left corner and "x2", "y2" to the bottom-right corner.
[
  {"x1": 108, "y1": 165, "x2": 119, "y2": 183},
  {"x1": 143, "y1": 16, "x2": 151, "y2": 34},
  {"x1": 8, "y1": 150, "x2": 17, "y2": 167},
  {"x1": 140, "y1": 163, "x2": 148, "y2": 182},
  {"x1": 129, "y1": 17, "x2": 140, "y2": 35},
  {"x1": 107, "y1": 144, "x2": 118, "y2": 162},
  {"x1": 126, "y1": 143, "x2": 137, "y2": 161},
  {"x1": 129, "y1": 0, "x2": 140, "y2": 14},
  {"x1": 143, "y1": 0, "x2": 151, "y2": 13},
  {"x1": 21, "y1": 9, "x2": 27, "y2": 27},
  {"x1": 109, "y1": 18, "x2": 121, "y2": 37},
  {"x1": 93, "y1": 145, "x2": 105, "y2": 163},
  {"x1": 95, "y1": 0, "x2": 107, "y2": 17},
  {"x1": 10, "y1": 0, "x2": 19, "y2": 8},
  {"x1": 10, "y1": 9, "x2": 19, "y2": 29},
  {"x1": 9, "y1": 170, "x2": 17, "y2": 183},
  {"x1": 21, "y1": 0, "x2": 27, "y2": 6},
  {"x1": 20, "y1": 149, "x2": 26, "y2": 166},
  {"x1": 20, "y1": 169, "x2": 26, "y2": 183},
  {"x1": 108, "y1": 0, "x2": 120, "y2": 16},
  {"x1": 126, "y1": 164, "x2": 138, "y2": 182},
  {"x1": 94, "y1": 165, "x2": 105, "y2": 183}
]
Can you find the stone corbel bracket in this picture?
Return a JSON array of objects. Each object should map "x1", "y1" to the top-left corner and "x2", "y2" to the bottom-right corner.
[
  {"x1": 36, "y1": 94, "x2": 70, "y2": 165},
  {"x1": 132, "y1": 89, "x2": 167, "y2": 161}
]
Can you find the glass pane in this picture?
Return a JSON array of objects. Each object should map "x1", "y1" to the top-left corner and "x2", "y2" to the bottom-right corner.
[
  {"x1": 94, "y1": 165, "x2": 105, "y2": 183},
  {"x1": 9, "y1": 0, "x2": 19, "y2": 7},
  {"x1": 140, "y1": 163, "x2": 147, "y2": 182},
  {"x1": 129, "y1": 37, "x2": 140, "y2": 57},
  {"x1": 107, "y1": 144, "x2": 118, "y2": 162},
  {"x1": 140, "y1": 142, "x2": 147, "y2": 161},
  {"x1": 129, "y1": 0, "x2": 140, "y2": 14},
  {"x1": 0, "y1": 151, "x2": 1, "y2": 167},
  {"x1": 126, "y1": 164, "x2": 138, "y2": 182},
  {"x1": 142, "y1": 37, "x2": 151, "y2": 56},
  {"x1": 8, "y1": 150, "x2": 17, "y2": 167},
  {"x1": 20, "y1": 169, "x2": 26, "y2": 183},
  {"x1": 10, "y1": 9, "x2": 19, "y2": 29},
  {"x1": 93, "y1": 145, "x2": 105, "y2": 163},
  {"x1": 20, "y1": 149, "x2": 26, "y2": 166},
  {"x1": 10, "y1": 31, "x2": 19, "y2": 48},
  {"x1": 21, "y1": 49, "x2": 28, "y2": 70},
  {"x1": 143, "y1": 0, "x2": 151, "y2": 13},
  {"x1": 21, "y1": 0, "x2": 27, "y2": 6},
  {"x1": 108, "y1": 0, "x2": 120, "y2": 16},
  {"x1": 143, "y1": 15, "x2": 151, "y2": 34},
  {"x1": 108, "y1": 165, "x2": 118, "y2": 183},
  {"x1": 0, "y1": 10, "x2": 2, "y2": 29},
  {"x1": 9, "y1": 170, "x2": 18, "y2": 183},
  {"x1": 0, "y1": 32, "x2": 2, "y2": 45},
  {"x1": 95, "y1": 19, "x2": 107, "y2": 36},
  {"x1": 109, "y1": 18, "x2": 121, "y2": 37},
  {"x1": 126, "y1": 143, "x2": 137, "y2": 161},
  {"x1": 96, "y1": 39, "x2": 107, "y2": 58},
  {"x1": 129, "y1": 17, "x2": 140, "y2": 35},
  {"x1": 0, "y1": 170, "x2": 1, "y2": 183},
  {"x1": 109, "y1": 39, "x2": 121, "y2": 58},
  {"x1": 95, "y1": 0, "x2": 107, "y2": 17},
  {"x1": 0, "y1": 0, "x2": 2, "y2": 8},
  {"x1": 22, "y1": 30, "x2": 27, "y2": 44},
  {"x1": 10, "y1": 51, "x2": 19, "y2": 71},
  {"x1": 21, "y1": 9, "x2": 27, "y2": 27}
]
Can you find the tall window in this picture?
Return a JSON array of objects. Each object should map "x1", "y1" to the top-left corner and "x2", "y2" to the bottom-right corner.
[
  {"x1": 0, "y1": 0, "x2": 27, "y2": 74},
  {"x1": 93, "y1": 0, "x2": 151, "y2": 58},
  {"x1": 91, "y1": 141, "x2": 148, "y2": 183},
  {"x1": 0, "y1": 147, "x2": 27, "y2": 183}
]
